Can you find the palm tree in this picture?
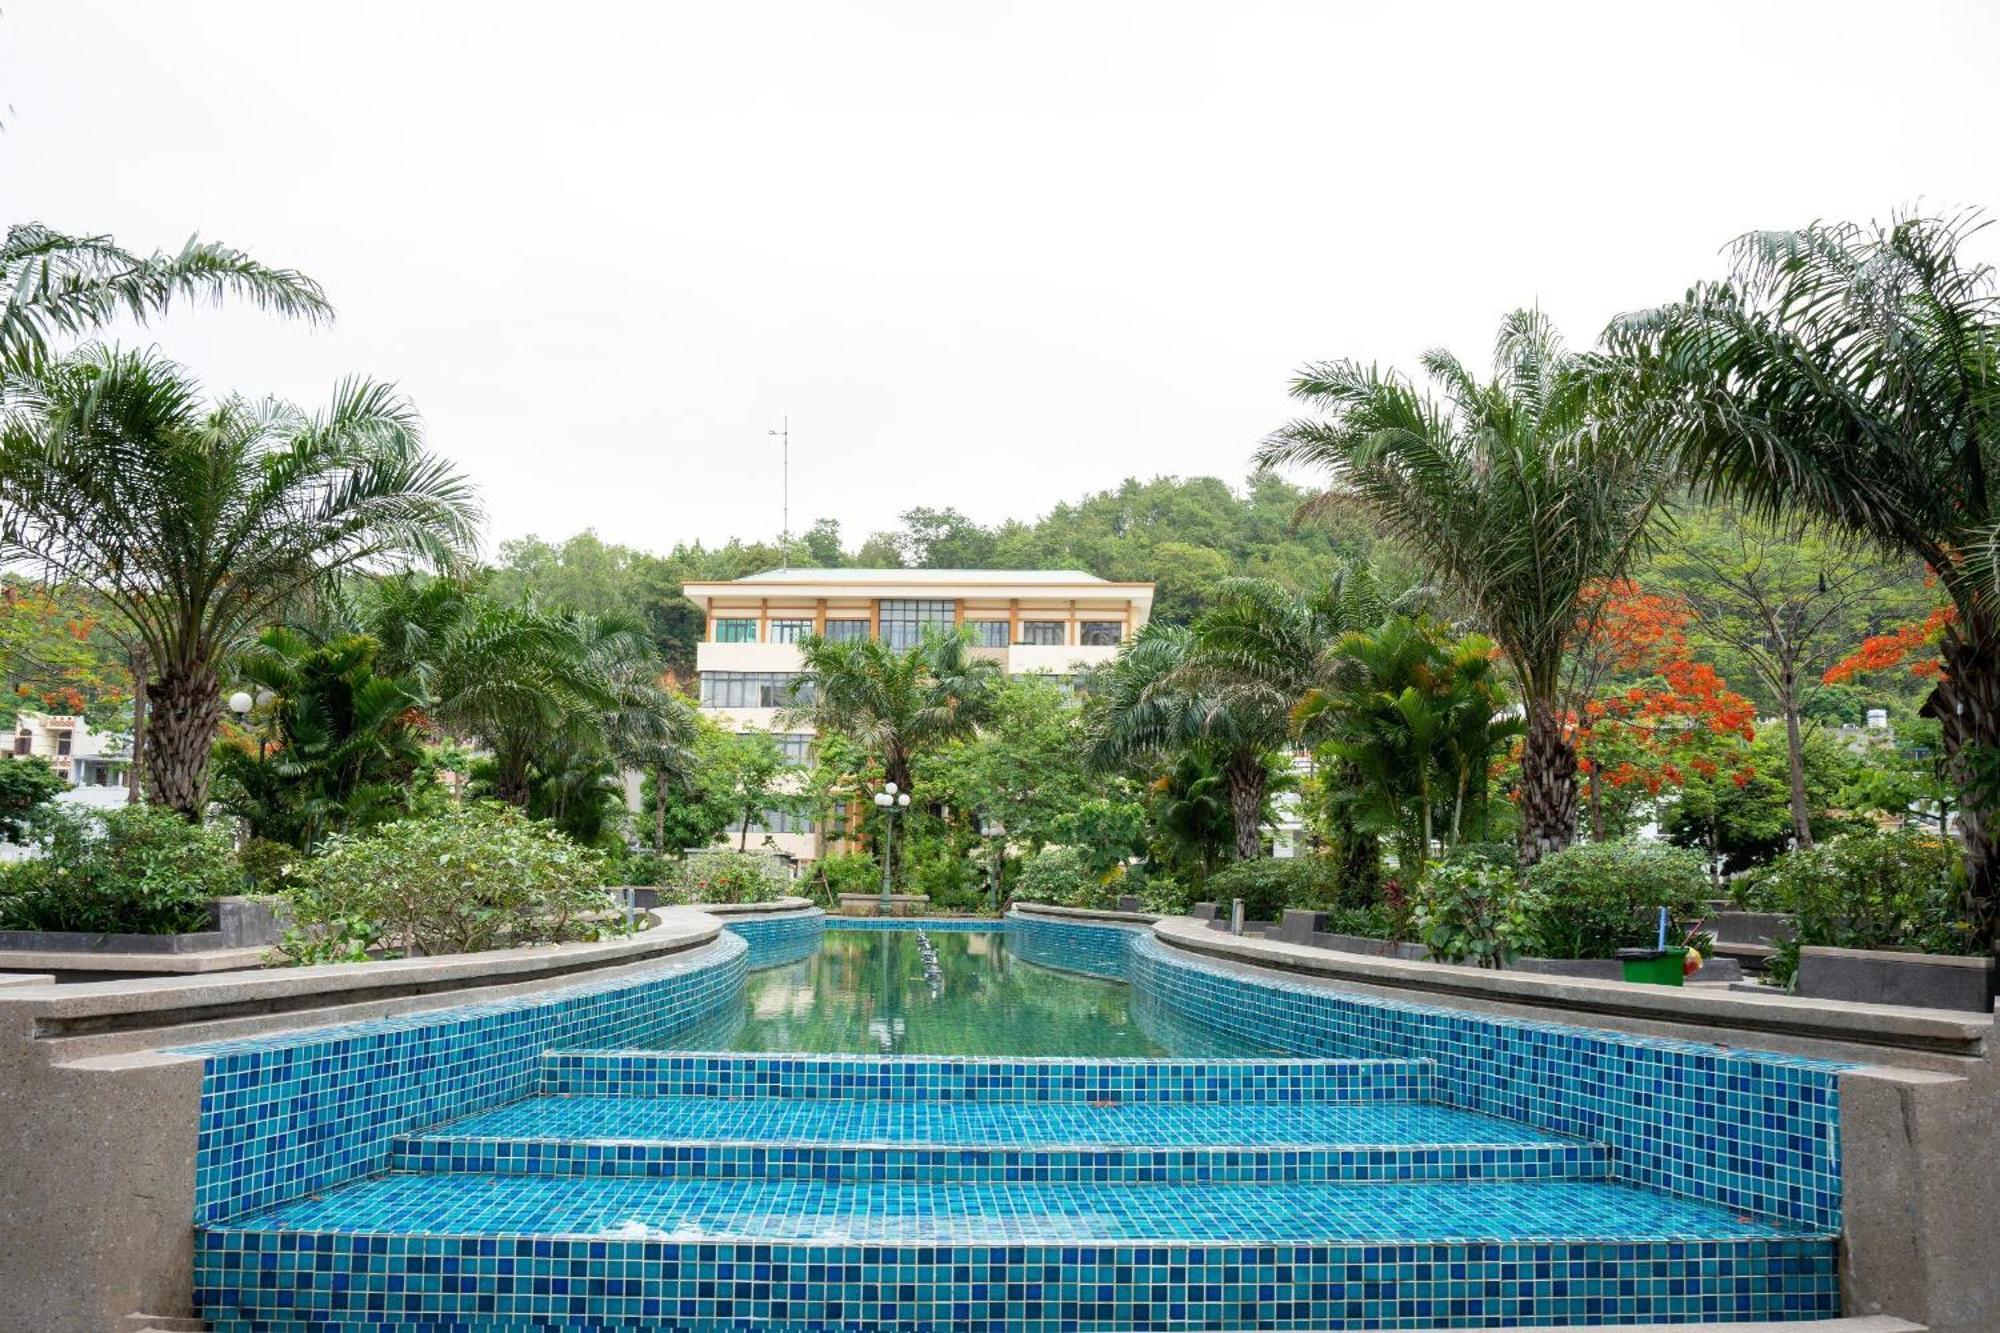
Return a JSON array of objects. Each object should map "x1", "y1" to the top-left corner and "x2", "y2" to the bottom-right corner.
[
  {"x1": 785, "y1": 628, "x2": 1002, "y2": 880},
  {"x1": 1604, "y1": 212, "x2": 2000, "y2": 942},
  {"x1": 0, "y1": 223, "x2": 326, "y2": 373},
  {"x1": 0, "y1": 346, "x2": 481, "y2": 817},
  {"x1": 1259, "y1": 310, "x2": 1669, "y2": 864}
]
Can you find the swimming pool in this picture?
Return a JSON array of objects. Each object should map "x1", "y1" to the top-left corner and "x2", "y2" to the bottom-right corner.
[
  {"x1": 187, "y1": 908, "x2": 1847, "y2": 1330},
  {"x1": 680, "y1": 925, "x2": 1274, "y2": 1057}
]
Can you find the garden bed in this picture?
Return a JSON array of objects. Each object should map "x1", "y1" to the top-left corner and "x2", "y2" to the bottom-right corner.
[{"x1": 0, "y1": 895, "x2": 285, "y2": 956}]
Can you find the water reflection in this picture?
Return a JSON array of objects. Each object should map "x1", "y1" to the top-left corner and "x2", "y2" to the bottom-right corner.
[{"x1": 667, "y1": 928, "x2": 1269, "y2": 1057}]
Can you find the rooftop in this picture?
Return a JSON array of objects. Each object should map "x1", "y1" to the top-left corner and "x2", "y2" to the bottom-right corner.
[{"x1": 723, "y1": 567, "x2": 1122, "y2": 585}]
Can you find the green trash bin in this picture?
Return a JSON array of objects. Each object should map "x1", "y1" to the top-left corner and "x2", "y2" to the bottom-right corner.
[{"x1": 1616, "y1": 947, "x2": 1687, "y2": 986}]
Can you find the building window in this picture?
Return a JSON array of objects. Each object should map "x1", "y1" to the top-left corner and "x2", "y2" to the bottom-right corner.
[
  {"x1": 699, "y1": 671, "x2": 813, "y2": 708},
  {"x1": 879, "y1": 599, "x2": 956, "y2": 650},
  {"x1": 823, "y1": 619, "x2": 870, "y2": 643},
  {"x1": 967, "y1": 620, "x2": 1009, "y2": 648},
  {"x1": 1079, "y1": 621, "x2": 1123, "y2": 647},
  {"x1": 773, "y1": 732, "x2": 813, "y2": 764},
  {"x1": 769, "y1": 619, "x2": 814, "y2": 644},
  {"x1": 12, "y1": 733, "x2": 28, "y2": 756},
  {"x1": 727, "y1": 808, "x2": 815, "y2": 835},
  {"x1": 713, "y1": 618, "x2": 758, "y2": 643},
  {"x1": 1019, "y1": 621, "x2": 1066, "y2": 646},
  {"x1": 55, "y1": 731, "x2": 72, "y2": 757}
]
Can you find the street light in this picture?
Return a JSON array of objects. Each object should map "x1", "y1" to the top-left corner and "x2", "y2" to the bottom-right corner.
[
  {"x1": 228, "y1": 689, "x2": 278, "y2": 761},
  {"x1": 872, "y1": 781, "x2": 912, "y2": 912}
]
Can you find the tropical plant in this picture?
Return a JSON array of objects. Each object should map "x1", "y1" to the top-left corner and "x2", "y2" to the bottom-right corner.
[
  {"x1": 209, "y1": 627, "x2": 427, "y2": 851},
  {"x1": 1410, "y1": 856, "x2": 1536, "y2": 968},
  {"x1": 1007, "y1": 844, "x2": 1104, "y2": 908},
  {"x1": 658, "y1": 849, "x2": 788, "y2": 906},
  {"x1": 1204, "y1": 855, "x2": 1342, "y2": 922},
  {"x1": 1260, "y1": 311, "x2": 1670, "y2": 863},
  {"x1": 0, "y1": 803, "x2": 237, "y2": 934},
  {"x1": 1745, "y1": 827, "x2": 1973, "y2": 986},
  {"x1": 0, "y1": 755, "x2": 64, "y2": 841},
  {"x1": 1605, "y1": 212, "x2": 2000, "y2": 944},
  {"x1": 1296, "y1": 615, "x2": 1516, "y2": 877},
  {"x1": 785, "y1": 626, "x2": 1001, "y2": 882},
  {"x1": 1518, "y1": 839, "x2": 1711, "y2": 960},
  {"x1": 0, "y1": 348, "x2": 480, "y2": 817},
  {"x1": 280, "y1": 804, "x2": 612, "y2": 962},
  {"x1": 0, "y1": 222, "x2": 326, "y2": 375}
]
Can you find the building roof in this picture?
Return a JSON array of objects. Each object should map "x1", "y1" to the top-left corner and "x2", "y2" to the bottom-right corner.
[
  {"x1": 680, "y1": 567, "x2": 1155, "y2": 612},
  {"x1": 727, "y1": 567, "x2": 1117, "y2": 585}
]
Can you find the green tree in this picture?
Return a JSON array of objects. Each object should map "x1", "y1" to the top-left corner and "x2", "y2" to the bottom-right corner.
[
  {"x1": 0, "y1": 222, "x2": 325, "y2": 374},
  {"x1": 209, "y1": 627, "x2": 427, "y2": 851},
  {"x1": 1260, "y1": 310, "x2": 1669, "y2": 863},
  {"x1": 1608, "y1": 213, "x2": 2000, "y2": 942},
  {"x1": 1648, "y1": 504, "x2": 1919, "y2": 848},
  {"x1": 0, "y1": 348, "x2": 480, "y2": 818},
  {"x1": 0, "y1": 756, "x2": 63, "y2": 841}
]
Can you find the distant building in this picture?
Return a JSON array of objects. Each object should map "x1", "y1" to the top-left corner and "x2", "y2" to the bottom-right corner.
[
  {"x1": 679, "y1": 569, "x2": 1156, "y2": 861},
  {"x1": 7, "y1": 711, "x2": 131, "y2": 790}
]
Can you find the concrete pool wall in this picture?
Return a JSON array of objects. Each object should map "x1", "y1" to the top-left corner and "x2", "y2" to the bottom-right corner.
[{"x1": 0, "y1": 901, "x2": 1991, "y2": 1331}]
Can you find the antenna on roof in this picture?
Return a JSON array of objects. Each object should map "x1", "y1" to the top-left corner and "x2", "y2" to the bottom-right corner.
[{"x1": 768, "y1": 416, "x2": 789, "y2": 570}]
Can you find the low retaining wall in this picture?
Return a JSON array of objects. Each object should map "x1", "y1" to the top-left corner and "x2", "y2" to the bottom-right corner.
[{"x1": 1798, "y1": 945, "x2": 1996, "y2": 1012}]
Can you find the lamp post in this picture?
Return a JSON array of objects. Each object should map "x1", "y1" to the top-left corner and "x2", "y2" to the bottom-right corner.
[
  {"x1": 873, "y1": 781, "x2": 912, "y2": 912},
  {"x1": 228, "y1": 688, "x2": 277, "y2": 762}
]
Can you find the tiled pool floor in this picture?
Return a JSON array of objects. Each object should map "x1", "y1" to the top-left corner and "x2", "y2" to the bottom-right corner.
[
  {"x1": 410, "y1": 1094, "x2": 1567, "y2": 1151},
  {"x1": 208, "y1": 1170, "x2": 1822, "y2": 1246}
]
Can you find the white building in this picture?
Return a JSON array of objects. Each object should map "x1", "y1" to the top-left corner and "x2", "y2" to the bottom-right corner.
[
  {"x1": 7, "y1": 711, "x2": 132, "y2": 791},
  {"x1": 680, "y1": 568, "x2": 1155, "y2": 861}
]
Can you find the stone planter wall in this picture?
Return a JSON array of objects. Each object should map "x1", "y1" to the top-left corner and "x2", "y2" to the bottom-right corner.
[
  {"x1": 835, "y1": 892, "x2": 930, "y2": 917},
  {"x1": 1796, "y1": 945, "x2": 1996, "y2": 1013},
  {"x1": 0, "y1": 895, "x2": 286, "y2": 956}
]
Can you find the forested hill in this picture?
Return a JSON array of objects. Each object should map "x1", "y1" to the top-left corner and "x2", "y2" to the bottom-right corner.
[{"x1": 485, "y1": 473, "x2": 1395, "y2": 672}]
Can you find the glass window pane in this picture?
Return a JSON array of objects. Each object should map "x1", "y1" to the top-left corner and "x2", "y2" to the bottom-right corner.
[
  {"x1": 967, "y1": 620, "x2": 1009, "y2": 648},
  {"x1": 823, "y1": 619, "x2": 870, "y2": 643},
  {"x1": 879, "y1": 599, "x2": 956, "y2": 650},
  {"x1": 1020, "y1": 621, "x2": 1065, "y2": 646},
  {"x1": 1079, "y1": 621, "x2": 1123, "y2": 646},
  {"x1": 713, "y1": 618, "x2": 758, "y2": 643},
  {"x1": 769, "y1": 619, "x2": 813, "y2": 644}
]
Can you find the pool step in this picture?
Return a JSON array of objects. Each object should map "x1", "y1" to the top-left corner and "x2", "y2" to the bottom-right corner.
[
  {"x1": 197, "y1": 1173, "x2": 1839, "y2": 1330},
  {"x1": 396, "y1": 1094, "x2": 1606, "y2": 1184},
  {"x1": 541, "y1": 1050, "x2": 1432, "y2": 1102}
]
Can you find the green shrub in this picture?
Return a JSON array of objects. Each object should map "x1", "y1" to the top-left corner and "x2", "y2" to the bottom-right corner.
[
  {"x1": 659, "y1": 849, "x2": 788, "y2": 906},
  {"x1": 808, "y1": 851, "x2": 880, "y2": 901},
  {"x1": 281, "y1": 804, "x2": 612, "y2": 962},
  {"x1": 0, "y1": 757, "x2": 65, "y2": 841},
  {"x1": 1319, "y1": 902, "x2": 1399, "y2": 939},
  {"x1": 1008, "y1": 845, "x2": 1108, "y2": 908},
  {"x1": 1519, "y1": 839, "x2": 1711, "y2": 960},
  {"x1": 0, "y1": 804, "x2": 236, "y2": 934},
  {"x1": 1746, "y1": 827, "x2": 1971, "y2": 986},
  {"x1": 238, "y1": 837, "x2": 302, "y2": 894},
  {"x1": 1411, "y1": 858, "x2": 1535, "y2": 968},
  {"x1": 1204, "y1": 856, "x2": 1341, "y2": 922}
]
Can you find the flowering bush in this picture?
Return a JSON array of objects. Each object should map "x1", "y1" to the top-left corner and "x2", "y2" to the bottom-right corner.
[
  {"x1": 280, "y1": 804, "x2": 612, "y2": 962},
  {"x1": 1007, "y1": 845, "x2": 1105, "y2": 908},
  {"x1": 659, "y1": 849, "x2": 788, "y2": 905}
]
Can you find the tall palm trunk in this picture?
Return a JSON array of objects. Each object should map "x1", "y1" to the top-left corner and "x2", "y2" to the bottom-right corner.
[
  {"x1": 1929, "y1": 620, "x2": 2000, "y2": 953},
  {"x1": 652, "y1": 766, "x2": 668, "y2": 853},
  {"x1": 1224, "y1": 750, "x2": 1266, "y2": 861},
  {"x1": 127, "y1": 644, "x2": 150, "y2": 805},
  {"x1": 1519, "y1": 699, "x2": 1579, "y2": 866},
  {"x1": 1778, "y1": 668, "x2": 1815, "y2": 850},
  {"x1": 145, "y1": 662, "x2": 223, "y2": 818}
]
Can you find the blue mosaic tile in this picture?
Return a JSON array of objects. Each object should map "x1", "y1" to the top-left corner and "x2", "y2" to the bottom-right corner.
[
  {"x1": 1124, "y1": 929, "x2": 1851, "y2": 1230},
  {"x1": 1005, "y1": 915, "x2": 1141, "y2": 980},
  {"x1": 393, "y1": 1095, "x2": 1606, "y2": 1184},
  {"x1": 540, "y1": 1051, "x2": 1431, "y2": 1103},
  {"x1": 174, "y1": 935, "x2": 747, "y2": 1224},
  {"x1": 195, "y1": 1175, "x2": 1838, "y2": 1330},
  {"x1": 719, "y1": 909, "x2": 824, "y2": 970}
]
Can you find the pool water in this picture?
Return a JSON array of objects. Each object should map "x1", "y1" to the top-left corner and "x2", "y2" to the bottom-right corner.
[{"x1": 690, "y1": 927, "x2": 1269, "y2": 1057}]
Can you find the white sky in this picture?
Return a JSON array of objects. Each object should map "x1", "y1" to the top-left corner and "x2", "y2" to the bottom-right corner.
[{"x1": 3, "y1": 1, "x2": 1996, "y2": 557}]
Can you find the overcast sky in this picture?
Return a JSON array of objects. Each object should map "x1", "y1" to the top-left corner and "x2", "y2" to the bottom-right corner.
[{"x1": 3, "y1": 2, "x2": 1995, "y2": 558}]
